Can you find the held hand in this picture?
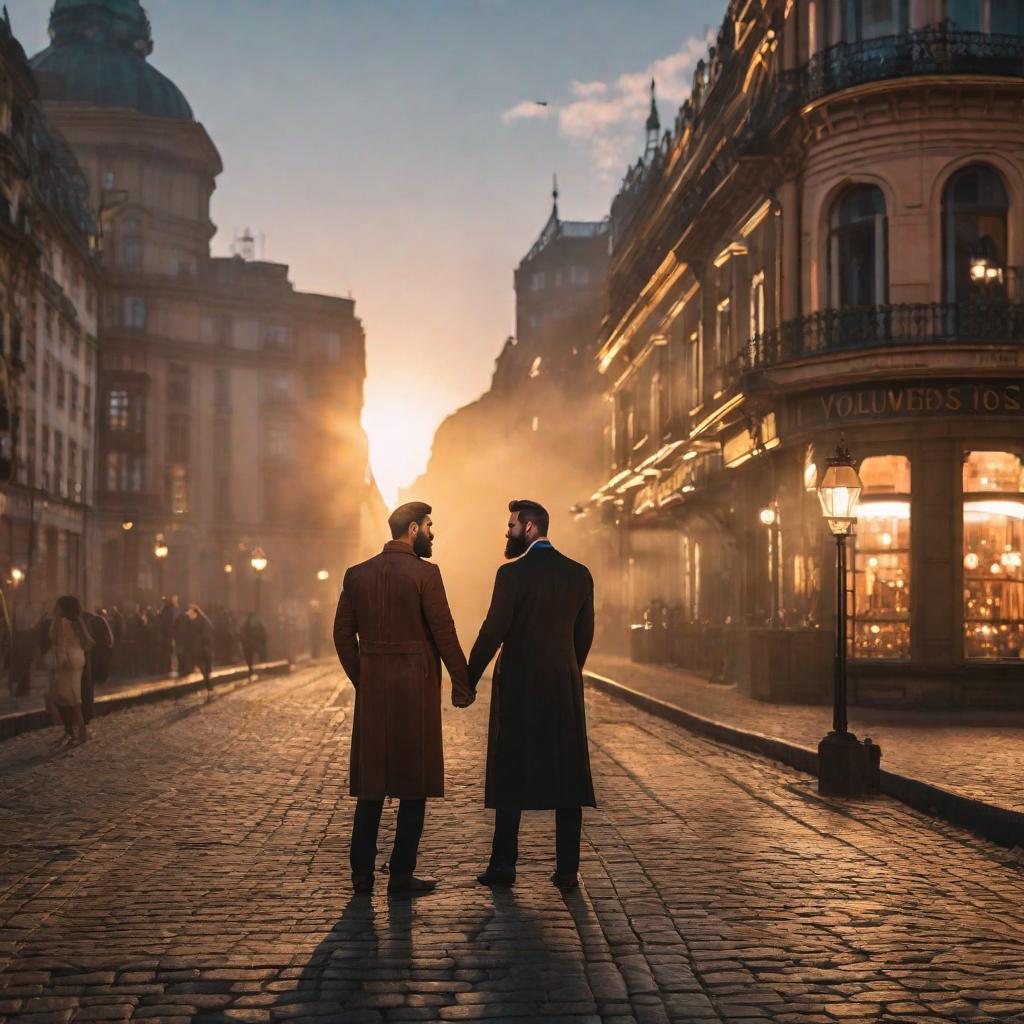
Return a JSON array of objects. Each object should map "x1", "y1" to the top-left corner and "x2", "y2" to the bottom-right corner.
[{"x1": 452, "y1": 688, "x2": 476, "y2": 709}]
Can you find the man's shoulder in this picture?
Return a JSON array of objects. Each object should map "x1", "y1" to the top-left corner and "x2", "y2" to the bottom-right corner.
[{"x1": 540, "y1": 549, "x2": 592, "y2": 582}]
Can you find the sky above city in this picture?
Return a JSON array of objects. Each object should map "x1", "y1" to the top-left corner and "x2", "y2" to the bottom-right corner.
[{"x1": 8, "y1": 0, "x2": 722, "y2": 505}]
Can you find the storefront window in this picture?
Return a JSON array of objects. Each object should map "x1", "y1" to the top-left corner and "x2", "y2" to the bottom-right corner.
[
  {"x1": 851, "y1": 455, "x2": 911, "y2": 658},
  {"x1": 963, "y1": 451, "x2": 1024, "y2": 659}
]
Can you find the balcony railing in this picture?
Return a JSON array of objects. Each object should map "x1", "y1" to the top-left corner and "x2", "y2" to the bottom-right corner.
[
  {"x1": 798, "y1": 27, "x2": 1024, "y2": 101},
  {"x1": 746, "y1": 302, "x2": 1024, "y2": 369}
]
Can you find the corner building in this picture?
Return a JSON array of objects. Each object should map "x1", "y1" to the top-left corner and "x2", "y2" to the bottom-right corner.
[
  {"x1": 586, "y1": 1, "x2": 1024, "y2": 707},
  {"x1": 29, "y1": 0, "x2": 380, "y2": 613}
]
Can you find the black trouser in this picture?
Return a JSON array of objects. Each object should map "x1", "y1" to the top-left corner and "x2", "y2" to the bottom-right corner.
[
  {"x1": 350, "y1": 798, "x2": 426, "y2": 878},
  {"x1": 489, "y1": 807, "x2": 583, "y2": 876},
  {"x1": 198, "y1": 652, "x2": 213, "y2": 686}
]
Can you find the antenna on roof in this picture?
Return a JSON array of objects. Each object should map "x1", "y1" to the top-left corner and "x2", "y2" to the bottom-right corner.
[
  {"x1": 552, "y1": 173, "x2": 559, "y2": 221},
  {"x1": 231, "y1": 227, "x2": 255, "y2": 261}
]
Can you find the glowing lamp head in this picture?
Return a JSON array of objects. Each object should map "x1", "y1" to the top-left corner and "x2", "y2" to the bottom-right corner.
[
  {"x1": 11, "y1": 567, "x2": 24, "y2": 585},
  {"x1": 154, "y1": 536, "x2": 169, "y2": 560},
  {"x1": 121, "y1": 518, "x2": 134, "y2": 531},
  {"x1": 758, "y1": 506, "x2": 776, "y2": 527},
  {"x1": 817, "y1": 444, "x2": 862, "y2": 536},
  {"x1": 250, "y1": 547, "x2": 268, "y2": 573},
  {"x1": 317, "y1": 569, "x2": 330, "y2": 581},
  {"x1": 223, "y1": 562, "x2": 233, "y2": 574}
]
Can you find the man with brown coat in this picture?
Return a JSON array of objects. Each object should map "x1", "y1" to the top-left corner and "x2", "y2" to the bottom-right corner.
[{"x1": 334, "y1": 501, "x2": 473, "y2": 897}]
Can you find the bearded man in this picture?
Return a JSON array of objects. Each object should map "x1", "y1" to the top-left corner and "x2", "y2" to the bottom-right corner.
[
  {"x1": 334, "y1": 501, "x2": 474, "y2": 897},
  {"x1": 468, "y1": 499, "x2": 596, "y2": 891}
]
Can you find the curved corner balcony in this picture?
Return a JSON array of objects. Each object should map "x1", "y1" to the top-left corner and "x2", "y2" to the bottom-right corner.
[
  {"x1": 746, "y1": 302, "x2": 1024, "y2": 369},
  {"x1": 797, "y1": 26, "x2": 1024, "y2": 100}
]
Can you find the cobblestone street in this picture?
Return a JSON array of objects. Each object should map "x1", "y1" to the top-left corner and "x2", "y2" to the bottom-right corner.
[{"x1": 2, "y1": 662, "x2": 1024, "y2": 1024}]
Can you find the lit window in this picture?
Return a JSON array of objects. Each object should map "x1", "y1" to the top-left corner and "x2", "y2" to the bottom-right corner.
[
  {"x1": 749, "y1": 270, "x2": 765, "y2": 341},
  {"x1": 943, "y1": 165, "x2": 1008, "y2": 302},
  {"x1": 529, "y1": 356, "x2": 542, "y2": 379},
  {"x1": 963, "y1": 451, "x2": 1024, "y2": 659},
  {"x1": 108, "y1": 390, "x2": 129, "y2": 430},
  {"x1": 851, "y1": 455, "x2": 911, "y2": 659}
]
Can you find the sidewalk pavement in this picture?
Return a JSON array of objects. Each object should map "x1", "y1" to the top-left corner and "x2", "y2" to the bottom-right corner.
[
  {"x1": 585, "y1": 653, "x2": 1024, "y2": 848},
  {"x1": 0, "y1": 658, "x2": 295, "y2": 741}
]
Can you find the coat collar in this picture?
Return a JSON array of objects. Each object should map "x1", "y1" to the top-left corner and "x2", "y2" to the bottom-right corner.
[{"x1": 383, "y1": 540, "x2": 418, "y2": 556}]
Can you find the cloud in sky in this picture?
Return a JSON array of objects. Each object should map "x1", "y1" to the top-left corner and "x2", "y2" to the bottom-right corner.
[
  {"x1": 504, "y1": 34, "x2": 711, "y2": 176},
  {"x1": 502, "y1": 99, "x2": 552, "y2": 123}
]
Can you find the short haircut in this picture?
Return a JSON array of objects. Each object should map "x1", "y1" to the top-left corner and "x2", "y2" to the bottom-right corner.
[
  {"x1": 509, "y1": 498, "x2": 549, "y2": 536},
  {"x1": 388, "y1": 500, "x2": 431, "y2": 539}
]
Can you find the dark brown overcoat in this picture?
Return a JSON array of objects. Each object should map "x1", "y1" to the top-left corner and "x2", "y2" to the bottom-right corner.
[
  {"x1": 468, "y1": 543, "x2": 596, "y2": 810},
  {"x1": 334, "y1": 541, "x2": 471, "y2": 799}
]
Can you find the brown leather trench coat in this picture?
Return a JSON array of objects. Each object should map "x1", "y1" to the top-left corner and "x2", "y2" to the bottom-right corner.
[{"x1": 333, "y1": 541, "x2": 471, "y2": 799}]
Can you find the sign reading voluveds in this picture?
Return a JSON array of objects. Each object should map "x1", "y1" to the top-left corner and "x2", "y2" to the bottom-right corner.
[{"x1": 797, "y1": 381, "x2": 1023, "y2": 427}]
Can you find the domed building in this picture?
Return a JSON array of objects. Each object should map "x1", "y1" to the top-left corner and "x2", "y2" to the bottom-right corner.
[
  {"x1": 31, "y1": 0, "x2": 193, "y2": 121},
  {"x1": 21, "y1": 0, "x2": 382, "y2": 622}
]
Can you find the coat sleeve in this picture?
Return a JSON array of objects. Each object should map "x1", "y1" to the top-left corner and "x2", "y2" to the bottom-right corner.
[
  {"x1": 422, "y1": 564, "x2": 471, "y2": 701},
  {"x1": 573, "y1": 570, "x2": 595, "y2": 672},
  {"x1": 333, "y1": 571, "x2": 360, "y2": 688},
  {"x1": 467, "y1": 567, "x2": 517, "y2": 688}
]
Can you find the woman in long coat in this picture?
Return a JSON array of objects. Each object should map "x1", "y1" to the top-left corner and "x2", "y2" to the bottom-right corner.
[{"x1": 46, "y1": 595, "x2": 94, "y2": 747}]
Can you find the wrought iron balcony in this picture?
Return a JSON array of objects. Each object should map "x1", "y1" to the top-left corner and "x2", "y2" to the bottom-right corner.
[
  {"x1": 798, "y1": 26, "x2": 1024, "y2": 101},
  {"x1": 745, "y1": 302, "x2": 1024, "y2": 369}
]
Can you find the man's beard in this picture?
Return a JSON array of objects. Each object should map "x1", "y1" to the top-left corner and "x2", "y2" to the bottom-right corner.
[
  {"x1": 504, "y1": 533, "x2": 528, "y2": 559},
  {"x1": 413, "y1": 532, "x2": 433, "y2": 558}
]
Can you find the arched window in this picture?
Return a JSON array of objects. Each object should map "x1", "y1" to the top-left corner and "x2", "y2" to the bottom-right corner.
[
  {"x1": 829, "y1": 185, "x2": 888, "y2": 308},
  {"x1": 943, "y1": 165, "x2": 1009, "y2": 302}
]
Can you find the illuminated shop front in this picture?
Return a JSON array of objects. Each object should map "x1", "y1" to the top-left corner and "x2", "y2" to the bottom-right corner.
[
  {"x1": 962, "y1": 451, "x2": 1024, "y2": 660},
  {"x1": 850, "y1": 456, "x2": 911, "y2": 660}
]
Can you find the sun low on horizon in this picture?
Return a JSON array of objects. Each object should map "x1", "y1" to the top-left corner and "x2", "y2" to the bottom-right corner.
[{"x1": 362, "y1": 394, "x2": 448, "y2": 508}]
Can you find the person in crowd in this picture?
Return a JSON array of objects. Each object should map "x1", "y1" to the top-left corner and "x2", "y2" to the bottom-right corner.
[
  {"x1": 45, "y1": 595, "x2": 94, "y2": 747},
  {"x1": 9, "y1": 602, "x2": 41, "y2": 697},
  {"x1": 80, "y1": 609, "x2": 114, "y2": 725},
  {"x1": 123, "y1": 604, "x2": 145, "y2": 678},
  {"x1": 186, "y1": 604, "x2": 215, "y2": 697},
  {"x1": 106, "y1": 605, "x2": 126, "y2": 675},
  {"x1": 240, "y1": 612, "x2": 267, "y2": 678},
  {"x1": 172, "y1": 607, "x2": 192, "y2": 677},
  {"x1": 156, "y1": 596, "x2": 178, "y2": 674}
]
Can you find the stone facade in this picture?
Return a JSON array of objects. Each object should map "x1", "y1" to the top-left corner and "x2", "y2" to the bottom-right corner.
[
  {"x1": 584, "y1": 0, "x2": 1024, "y2": 707},
  {"x1": 0, "y1": 13, "x2": 100, "y2": 619}
]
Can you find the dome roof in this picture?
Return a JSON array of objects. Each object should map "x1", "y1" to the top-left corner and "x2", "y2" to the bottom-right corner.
[{"x1": 29, "y1": 0, "x2": 193, "y2": 121}]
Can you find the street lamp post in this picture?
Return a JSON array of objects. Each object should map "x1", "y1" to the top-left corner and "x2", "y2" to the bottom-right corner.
[
  {"x1": 154, "y1": 534, "x2": 169, "y2": 599},
  {"x1": 250, "y1": 548, "x2": 267, "y2": 614},
  {"x1": 223, "y1": 562, "x2": 233, "y2": 609},
  {"x1": 758, "y1": 504, "x2": 779, "y2": 626},
  {"x1": 816, "y1": 443, "x2": 881, "y2": 797}
]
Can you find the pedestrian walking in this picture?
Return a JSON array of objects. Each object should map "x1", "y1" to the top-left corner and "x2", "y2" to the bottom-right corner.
[
  {"x1": 240, "y1": 612, "x2": 266, "y2": 678},
  {"x1": 45, "y1": 596, "x2": 94, "y2": 748},
  {"x1": 81, "y1": 609, "x2": 114, "y2": 725},
  {"x1": 469, "y1": 499, "x2": 596, "y2": 892},
  {"x1": 186, "y1": 604, "x2": 214, "y2": 696},
  {"x1": 334, "y1": 501, "x2": 474, "y2": 897}
]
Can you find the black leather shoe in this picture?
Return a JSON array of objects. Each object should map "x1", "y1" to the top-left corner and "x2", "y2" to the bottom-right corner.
[
  {"x1": 387, "y1": 874, "x2": 437, "y2": 897},
  {"x1": 550, "y1": 871, "x2": 579, "y2": 891},
  {"x1": 351, "y1": 874, "x2": 374, "y2": 894},
  {"x1": 476, "y1": 866, "x2": 516, "y2": 886}
]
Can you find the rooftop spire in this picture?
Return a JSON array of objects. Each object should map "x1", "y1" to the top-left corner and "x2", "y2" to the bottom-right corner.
[
  {"x1": 552, "y1": 172, "x2": 559, "y2": 221},
  {"x1": 645, "y1": 77, "x2": 660, "y2": 161}
]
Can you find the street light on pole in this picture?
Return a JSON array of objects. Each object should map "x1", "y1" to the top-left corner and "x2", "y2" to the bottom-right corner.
[
  {"x1": 816, "y1": 443, "x2": 880, "y2": 796},
  {"x1": 223, "y1": 561, "x2": 233, "y2": 608},
  {"x1": 250, "y1": 547, "x2": 267, "y2": 614},
  {"x1": 758, "y1": 504, "x2": 780, "y2": 625},
  {"x1": 154, "y1": 534, "x2": 169, "y2": 599}
]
